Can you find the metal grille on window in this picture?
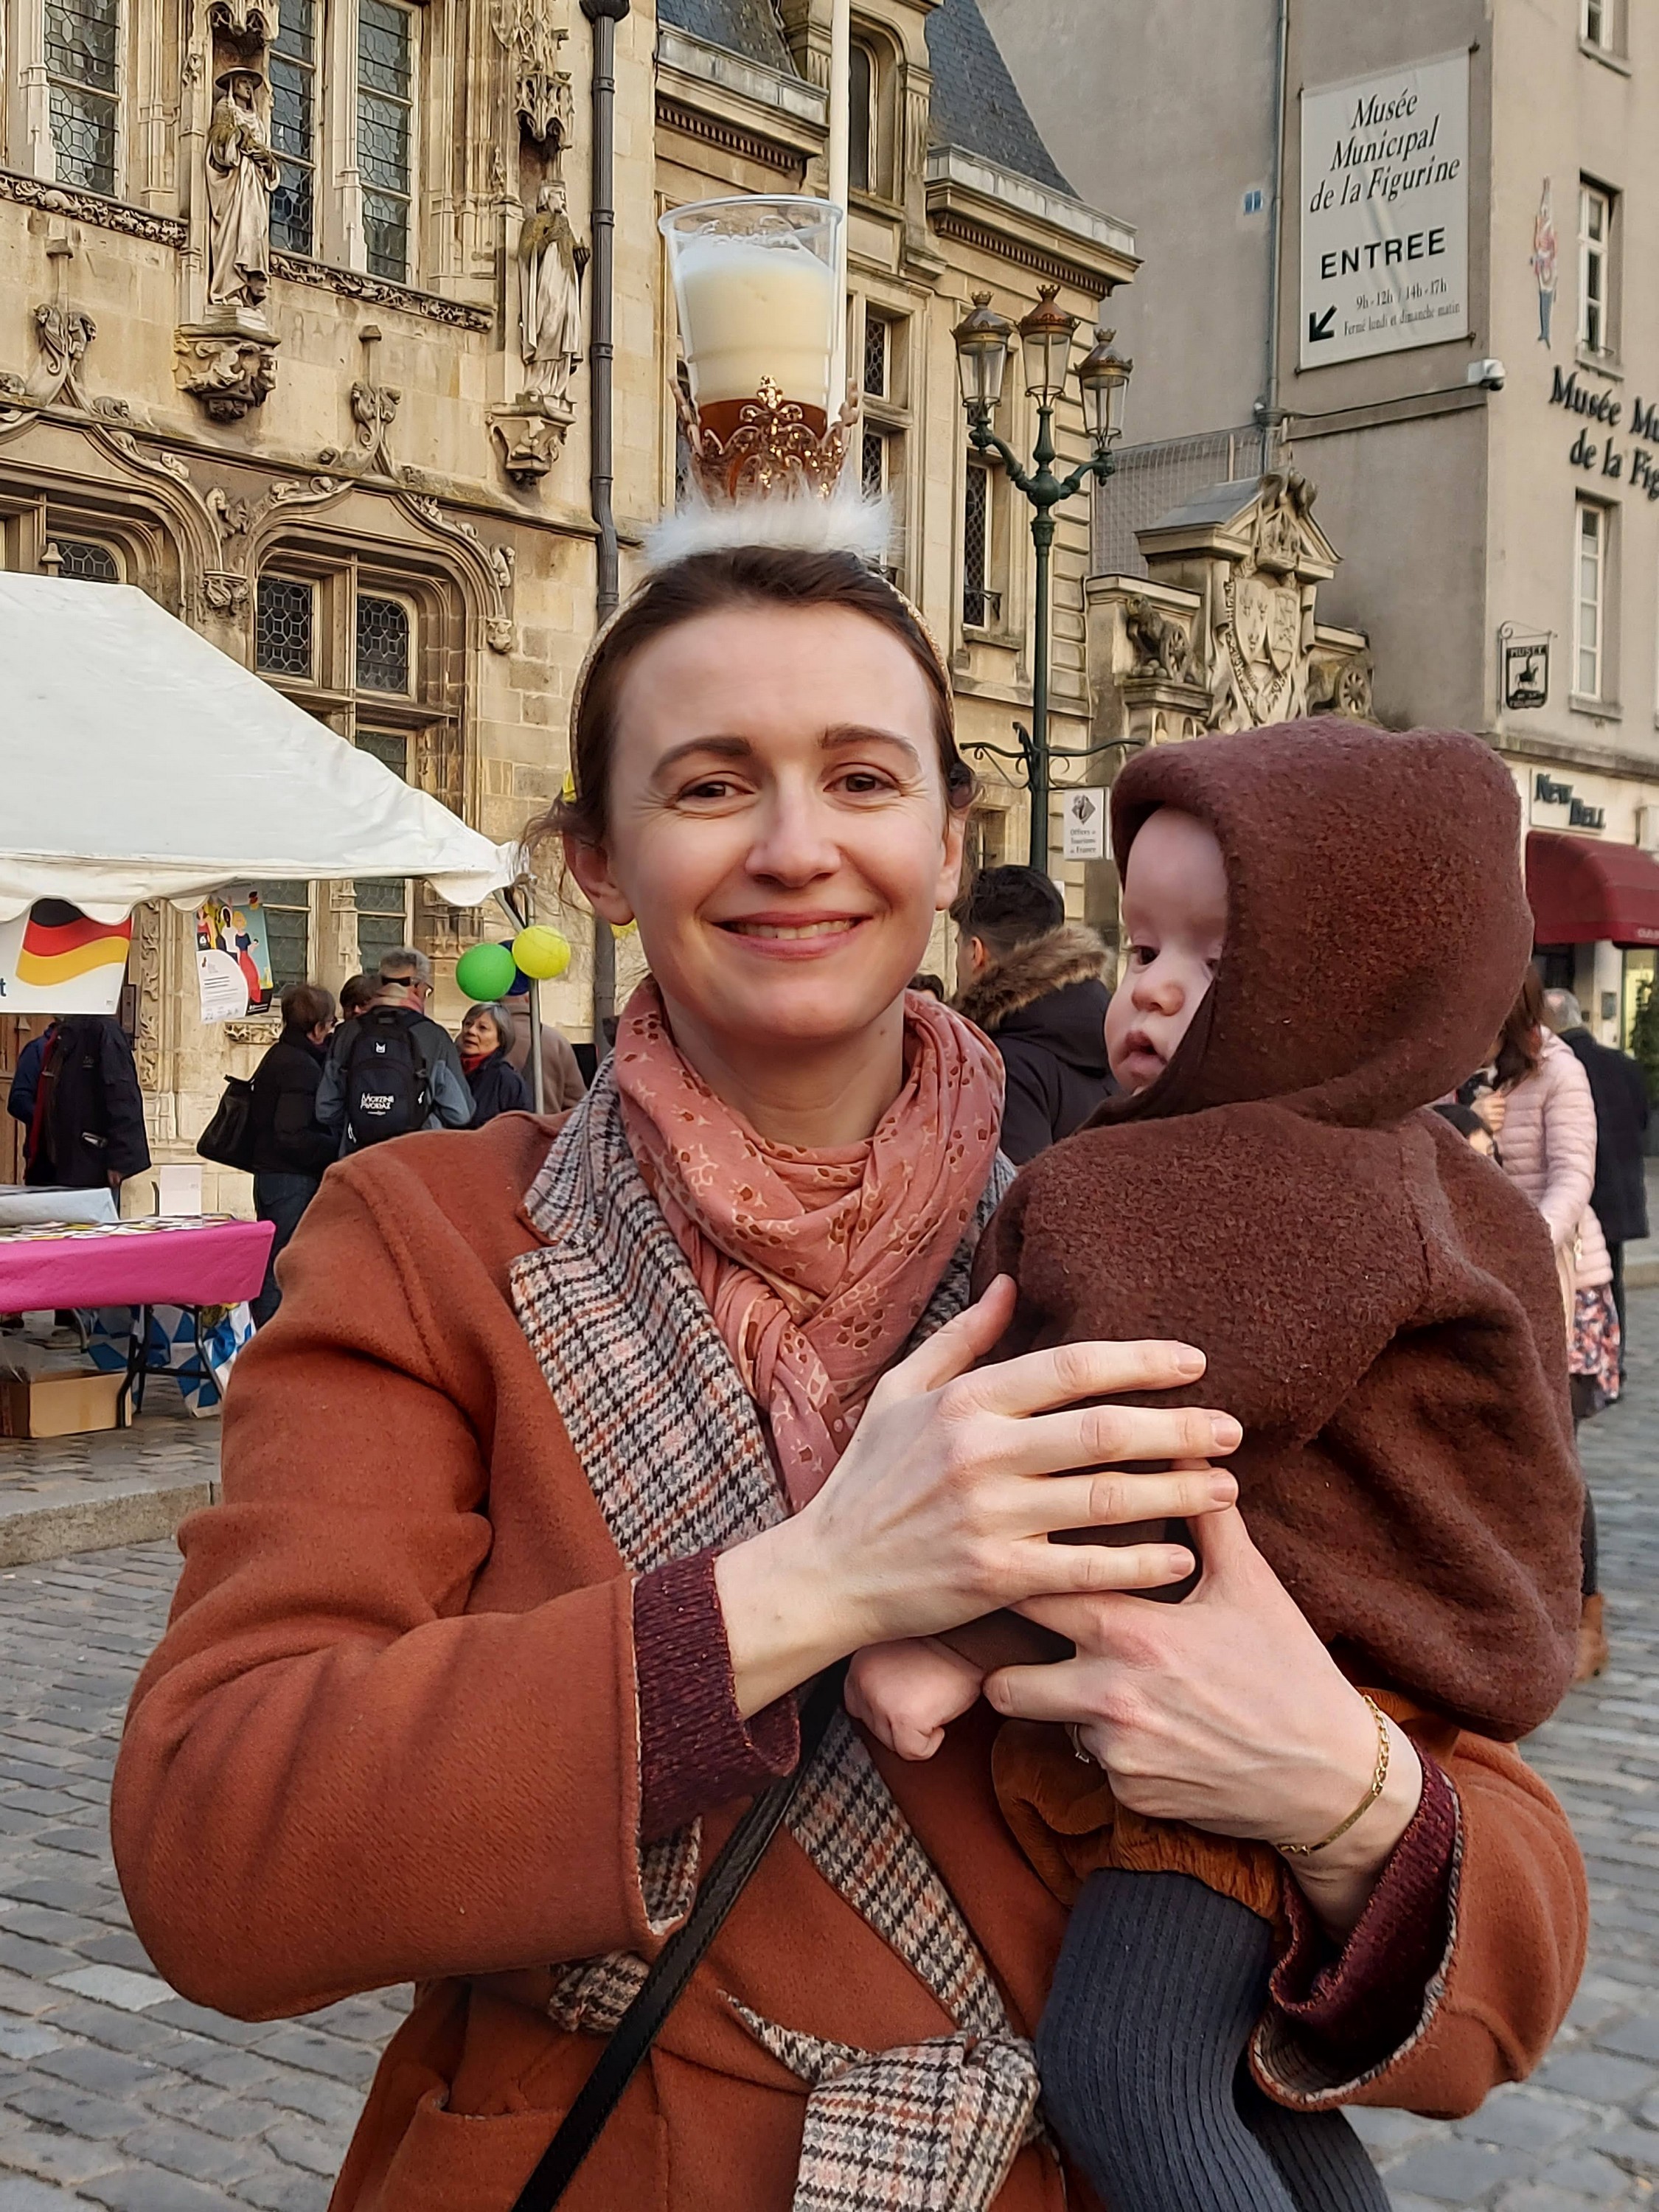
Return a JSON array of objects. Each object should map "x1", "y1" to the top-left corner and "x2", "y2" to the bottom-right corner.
[
  {"x1": 255, "y1": 575, "x2": 316, "y2": 678},
  {"x1": 270, "y1": 0, "x2": 317, "y2": 254},
  {"x1": 358, "y1": 0, "x2": 414, "y2": 281},
  {"x1": 863, "y1": 315, "x2": 887, "y2": 401},
  {"x1": 253, "y1": 880, "x2": 310, "y2": 990},
  {"x1": 860, "y1": 428, "x2": 887, "y2": 502},
  {"x1": 355, "y1": 594, "x2": 411, "y2": 692},
  {"x1": 46, "y1": 0, "x2": 119, "y2": 195},
  {"x1": 962, "y1": 462, "x2": 998, "y2": 627},
  {"x1": 49, "y1": 540, "x2": 119, "y2": 583}
]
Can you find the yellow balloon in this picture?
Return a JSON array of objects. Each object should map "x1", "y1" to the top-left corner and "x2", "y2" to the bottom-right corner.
[{"x1": 512, "y1": 925, "x2": 571, "y2": 981}]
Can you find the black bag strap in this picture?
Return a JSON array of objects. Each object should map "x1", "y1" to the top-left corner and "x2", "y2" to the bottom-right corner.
[{"x1": 509, "y1": 1660, "x2": 848, "y2": 2212}]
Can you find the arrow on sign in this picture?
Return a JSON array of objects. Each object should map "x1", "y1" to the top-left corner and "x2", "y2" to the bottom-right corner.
[{"x1": 1308, "y1": 306, "x2": 1335, "y2": 343}]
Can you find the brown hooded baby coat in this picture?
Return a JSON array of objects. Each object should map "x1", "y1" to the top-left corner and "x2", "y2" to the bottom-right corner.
[{"x1": 984, "y1": 717, "x2": 1584, "y2": 1913}]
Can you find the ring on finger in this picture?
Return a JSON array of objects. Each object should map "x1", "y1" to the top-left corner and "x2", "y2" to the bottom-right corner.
[{"x1": 1068, "y1": 1723, "x2": 1097, "y2": 1767}]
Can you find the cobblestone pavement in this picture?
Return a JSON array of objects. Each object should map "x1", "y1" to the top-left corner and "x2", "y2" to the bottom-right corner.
[{"x1": 0, "y1": 1298, "x2": 1654, "y2": 2208}]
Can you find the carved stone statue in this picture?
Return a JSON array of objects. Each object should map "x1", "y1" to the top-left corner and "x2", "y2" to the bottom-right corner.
[
  {"x1": 206, "y1": 71, "x2": 280, "y2": 311},
  {"x1": 1123, "y1": 594, "x2": 1192, "y2": 684},
  {"x1": 518, "y1": 181, "x2": 587, "y2": 402}
]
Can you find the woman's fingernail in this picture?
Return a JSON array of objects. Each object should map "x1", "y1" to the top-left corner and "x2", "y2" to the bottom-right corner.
[
  {"x1": 1175, "y1": 1347, "x2": 1206, "y2": 1376},
  {"x1": 1209, "y1": 1475, "x2": 1237, "y2": 1502},
  {"x1": 1164, "y1": 1550, "x2": 1194, "y2": 1579},
  {"x1": 1210, "y1": 1416, "x2": 1242, "y2": 1449}
]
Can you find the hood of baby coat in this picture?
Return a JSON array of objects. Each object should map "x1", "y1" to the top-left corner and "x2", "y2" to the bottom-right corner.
[{"x1": 1102, "y1": 717, "x2": 1533, "y2": 1129}]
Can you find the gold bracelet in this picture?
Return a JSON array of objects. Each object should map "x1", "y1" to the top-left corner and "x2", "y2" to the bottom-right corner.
[{"x1": 1274, "y1": 1696, "x2": 1391, "y2": 1858}]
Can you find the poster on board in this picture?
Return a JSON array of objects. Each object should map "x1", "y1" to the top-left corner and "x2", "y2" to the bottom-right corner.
[
  {"x1": 195, "y1": 888, "x2": 274, "y2": 1024},
  {"x1": 0, "y1": 901, "x2": 133, "y2": 1015},
  {"x1": 1300, "y1": 50, "x2": 1469, "y2": 369}
]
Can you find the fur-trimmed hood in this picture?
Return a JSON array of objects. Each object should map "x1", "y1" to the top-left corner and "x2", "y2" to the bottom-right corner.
[{"x1": 955, "y1": 923, "x2": 1110, "y2": 1039}]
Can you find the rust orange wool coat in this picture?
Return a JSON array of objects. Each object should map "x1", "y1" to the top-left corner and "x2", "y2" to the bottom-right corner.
[{"x1": 111, "y1": 1113, "x2": 1587, "y2": 2212}]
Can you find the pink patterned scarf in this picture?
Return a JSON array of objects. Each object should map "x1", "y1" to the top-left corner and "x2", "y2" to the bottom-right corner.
[{"x1": 616, "y1": 978, "x2": 1004, "y2": 1509}]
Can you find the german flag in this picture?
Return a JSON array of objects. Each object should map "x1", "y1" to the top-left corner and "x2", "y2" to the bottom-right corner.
[{"x1": 15, "y1": 901, "x2": 133, "y2": 987}]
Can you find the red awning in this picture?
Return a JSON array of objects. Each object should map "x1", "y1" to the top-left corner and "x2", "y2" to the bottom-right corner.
[{"x1": 1527, "y1": 830, "x2": 1659, "y2": 947}]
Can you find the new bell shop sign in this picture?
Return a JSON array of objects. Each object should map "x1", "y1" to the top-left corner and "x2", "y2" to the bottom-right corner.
[
  {"x1": 1550, "y1": 367, "x2": 1659, "y2": 498},
  {"x1": 1531, "y1": 773, "x2": 1606, "y2": 833}
]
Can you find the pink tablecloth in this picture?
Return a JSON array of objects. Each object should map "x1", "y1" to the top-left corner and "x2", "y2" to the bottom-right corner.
[{"x1": 0, "y1": 1216, "x2": 274, "y2": 1313}]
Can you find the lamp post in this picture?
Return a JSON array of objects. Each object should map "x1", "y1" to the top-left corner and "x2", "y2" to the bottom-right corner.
[{"x1": 952, "y1": 288, "x2": 1131, "y2": 872}]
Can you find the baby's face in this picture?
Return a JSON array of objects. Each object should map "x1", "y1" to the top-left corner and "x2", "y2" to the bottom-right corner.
[{"x1": 1105, "y1": 807, "x2": 1228, "y2": 1092}]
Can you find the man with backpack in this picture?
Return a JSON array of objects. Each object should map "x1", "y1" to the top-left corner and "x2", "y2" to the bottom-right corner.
[{"x1": 315, "y1": 947, "x2": 473, "y2": 1155}]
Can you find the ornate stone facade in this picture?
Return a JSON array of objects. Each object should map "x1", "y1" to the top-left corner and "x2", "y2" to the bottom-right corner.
[{"x1": 0, "y1": 0, "x2": 1133, "y2": 1194}]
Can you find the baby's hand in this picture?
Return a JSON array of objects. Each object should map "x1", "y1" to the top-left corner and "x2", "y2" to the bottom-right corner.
[{"x1": 844, "y1": 1637, "x2": 987, "y2": 1761}]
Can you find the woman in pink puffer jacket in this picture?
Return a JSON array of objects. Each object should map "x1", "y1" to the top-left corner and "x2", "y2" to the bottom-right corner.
[{"x1": 1494, "y1": 967, "x2": 1618, "y2": 1678}]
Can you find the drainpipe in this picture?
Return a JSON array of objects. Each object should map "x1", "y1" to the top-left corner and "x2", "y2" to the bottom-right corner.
[
  {"x1": 582, "y1": 0, "x2": 627, "y2": 1039},
  {"x1": 1259, "y1": 0, "x2": 1291, "y2": 469}
]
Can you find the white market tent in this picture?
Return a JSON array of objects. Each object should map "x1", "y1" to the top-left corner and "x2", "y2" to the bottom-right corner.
[{"x1": 0, "y1": 574, "x2": 519, "y2": 921}]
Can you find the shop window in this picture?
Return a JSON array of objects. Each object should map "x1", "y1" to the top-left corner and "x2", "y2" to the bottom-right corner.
[
  {"x1": 358, "y1": 0, "x2": 415, "y2": 282},
  {"x1": 355, "y1": 592, "x2": 411, "y2": 692},
  {"x1": 1574, "y1": 499, "x2": 1610, "y2": 700},
  {"x1": 270, "y1": 0, "x2": 319, "y2": 255},
  {"x1": 962, "y1": 460, "x2": 1000, "y2": 630},
  {"x1": 46, "y1": 538, "x2": 119, "y2": 582},
  {"x1": 255, "y1": 574, "x2": 316, "y2": 678},
  {"x1": 1579, "y1": 179, "x2": 1616, "y2": 356},
  {"x1": 46, "y1": 0, "x2": 119, "y2": 195}
]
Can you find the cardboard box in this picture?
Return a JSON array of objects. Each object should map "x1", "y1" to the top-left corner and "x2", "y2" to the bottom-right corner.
[{"x1": 0, "y1": 1367, "x2": 125, "y2": 1439}]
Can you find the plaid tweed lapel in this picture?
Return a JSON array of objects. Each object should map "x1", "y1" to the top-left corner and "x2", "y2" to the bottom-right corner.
[{"x1": 511, "y1": 1077, "x2": 1039, "y2": 2208}]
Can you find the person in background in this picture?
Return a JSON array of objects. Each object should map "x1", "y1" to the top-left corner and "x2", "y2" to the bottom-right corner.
[
  {"x1": 1495, "y1": 966, "x2": 1615, "y2": 1680},
  {"x1": 952, "y1": 863, "x2": 1113, "y2": 1164},
  {"x1": 908, "y1": 971, "x2": 947, "y2": 1000},
  {"x1": 459, "y1": 1003, "x2": 532, "y2": 1127},
  {"x1": 1543, "y1": 987, "x2": 1649, "y2": 1372},
  {"x1": 315, "y1": 948, "x2": 473, "y2": 1149},
  {"x1": 337, "y1": 973, "x2": 377, "y2": 1025},
  {"x1": 23, "y1": 1015, "x2": 150, "y2": 1192},
  {"x1": 6, "y1": 1020, "x2": 58, "y2": 1178},
  {"x1": 502, "y1": 987, "x2": 586, "y2": 1112},
  {"x1": 248, "y1": 983, "x2": 337, "y2": 1326},
  {"x1": 1432, "y1": 1098, "x2": 1498, "y2": 1160}
]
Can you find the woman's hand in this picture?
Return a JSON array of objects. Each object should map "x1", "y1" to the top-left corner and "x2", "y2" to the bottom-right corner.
[
  {"x1": 714, "y1": 1275, "x2": 1242, "y2": 1717},
  {"x1": 985, "y1": 1500, "x2": 1425, "y2": 1937}
]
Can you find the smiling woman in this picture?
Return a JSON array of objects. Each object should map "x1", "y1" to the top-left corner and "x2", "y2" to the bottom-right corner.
[{"x1": 112, "y1": 539, "x2": 1588, "y2": 2212}]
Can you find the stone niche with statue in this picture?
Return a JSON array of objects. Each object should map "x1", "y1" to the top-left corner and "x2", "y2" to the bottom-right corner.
[{"x1": 1085, "y1": 469, "x2": 1373, "y2": 756}]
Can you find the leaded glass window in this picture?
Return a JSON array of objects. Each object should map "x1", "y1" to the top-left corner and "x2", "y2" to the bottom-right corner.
[
  {"x1": 46, "y1": 0, "x2": 119, "y2": 195},
  {"x1": 357, "y1": 735, "x2": 411, "y2": 969},
  {"x1": 50, "y1": 539, "x2": 119, "y2": 582},
  {"x1": 355, "y1": 593, "x2": 411, "y2": 692},
  {"x1": 255, "y1": 574, "x2": 316, "y2": 678},
  {"x1": 962, "y1": 461, "x2": 998, "y2": 628},
  {"x1": 358, "y1": 0, "x2": 414, "y2": 282},
  {"x1": 860, "y1": 428, "x2": 888, "y2": 502},
  {"x1": 270, "y1": 0, "x2": 318, "y2": 255},
  {"x1": 863, "y1": 314, "x2": 888, "y2": 401},
  {"x1": 254, "y1": 880, "x2": 310, "y2": 989}
]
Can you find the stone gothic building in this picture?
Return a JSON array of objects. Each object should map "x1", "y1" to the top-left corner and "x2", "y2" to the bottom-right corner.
[{"x1": 0, "y1": 0, "x2": 1133, "y2": 1198}]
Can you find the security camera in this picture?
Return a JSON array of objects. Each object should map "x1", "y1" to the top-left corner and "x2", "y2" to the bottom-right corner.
[{"x1": 1467, "y1": 358, "x2": 1506, "y2": 390}]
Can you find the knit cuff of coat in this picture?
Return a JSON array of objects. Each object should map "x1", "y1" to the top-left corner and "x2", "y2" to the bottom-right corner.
[
  {"x1": 634, "y1": 1548, "x2": 801, "y2": 1843},
  {"x1": 1253, "y1": 1751, "x2": 1460, "y2": 2107}
]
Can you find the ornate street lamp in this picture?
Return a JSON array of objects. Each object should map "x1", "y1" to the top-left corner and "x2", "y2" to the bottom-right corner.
[{"x1": 953, "y1": 285, "x2": 1132, "y2": 871}]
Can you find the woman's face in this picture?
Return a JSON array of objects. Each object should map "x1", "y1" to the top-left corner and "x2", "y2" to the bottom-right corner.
[
  {"x1": 566, "y1": 604, "x2": 964, "y2": 1060},
  {"x1": 460, "y1": 1008, "x2": 496, "y2": 1055}
]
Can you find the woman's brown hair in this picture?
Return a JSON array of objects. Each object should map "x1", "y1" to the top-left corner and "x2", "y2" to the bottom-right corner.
[
  {"x1": 535, "y1": 546, "x2": 975, "y2": 851},
  {"x1": 1495, "y1": 964, "x2": 1547, "y2": 1091}
]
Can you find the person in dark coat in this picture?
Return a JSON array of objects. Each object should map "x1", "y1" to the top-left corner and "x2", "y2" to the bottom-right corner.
[
  {"x1": 952, "y1": 864, "x2": 1113, "y2": 1163},
  {"x1": 459, "y1": 1003, "x2": 532, "y2": 1127},
  {"x1": 6, "y1": 1022, "x2": 57, "y2": 1176},
  {"x1": 248, "y1": 983, "x2": 337, "y2": 1326},
  {"x1": 1544, "y1": 988, "x2": 1650, "y2": 1366},
  {"x1": 24, "y1": 1015, "x2": 150, "y2": 1190}
]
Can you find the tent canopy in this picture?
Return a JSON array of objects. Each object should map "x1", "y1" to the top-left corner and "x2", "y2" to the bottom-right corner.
[{"x1": 0, "y1": 575, "x2": 520, "y2": 922}]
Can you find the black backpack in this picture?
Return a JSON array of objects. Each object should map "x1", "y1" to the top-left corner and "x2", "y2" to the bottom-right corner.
[{"x1": 339, "y1": 1006, "x2": 432, "y2": 1154}]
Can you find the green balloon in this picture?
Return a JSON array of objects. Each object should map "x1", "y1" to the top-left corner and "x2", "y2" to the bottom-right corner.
[{"x1": 456, "y1": 941, "x2": 518, "y2": 1001}]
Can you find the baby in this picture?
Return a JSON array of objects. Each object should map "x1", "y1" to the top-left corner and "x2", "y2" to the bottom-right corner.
[{"x1": 849, "y1": 719, "x2": 1585, "y2": 2212}]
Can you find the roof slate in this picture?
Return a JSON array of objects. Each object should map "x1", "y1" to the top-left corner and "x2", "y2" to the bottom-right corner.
[
  {"x1": 656, "y1": 0, "x2": 795, "y2": 74},
  {"x1": 925, "y1": 0, "x2": 1072, "y2": 195}
]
